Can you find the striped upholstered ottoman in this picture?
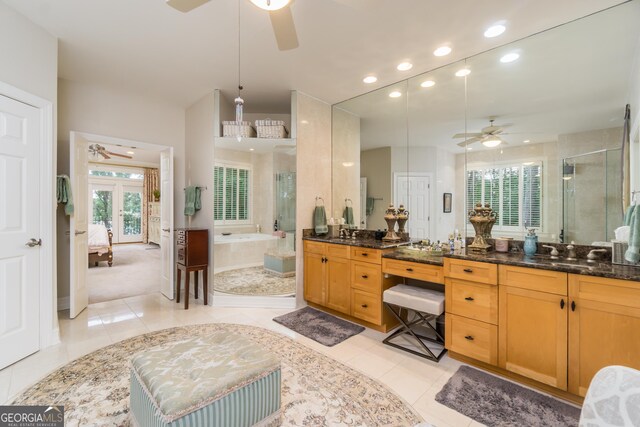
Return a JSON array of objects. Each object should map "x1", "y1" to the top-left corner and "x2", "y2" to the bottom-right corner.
[{"x1": 129, "y1": 331, "x2": 281, "y2": 427}]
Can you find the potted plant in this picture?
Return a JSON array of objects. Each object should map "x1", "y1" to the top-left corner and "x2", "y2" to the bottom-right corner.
[{"x1": 153, "y1": 189, "x2": 160, "y2": 202}]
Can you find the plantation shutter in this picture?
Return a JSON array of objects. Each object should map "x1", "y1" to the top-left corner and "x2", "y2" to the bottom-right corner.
[
  {"x1": 501, "y1": 166, "x2": 519, "y2": 226},
  {"x1": 214, "y1": 166, "x2": 224, "y2": 221},
  {"x1": 523, "y1": 164, "x2": 542, "y2": 228},
  {"x1": 214, "y1": 163, "x2": 251, "y2": 224},
  {"x1": 238, "y1": 169, "x2": 249, "y2": 220}
]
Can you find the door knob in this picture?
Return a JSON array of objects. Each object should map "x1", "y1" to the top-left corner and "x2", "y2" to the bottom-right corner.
[
  {"x1": 75, "y1": 230, "x2": 86, "y2": 235},
  {"x1": 162, "y1": 228, "x2": 170, "y2": 232},
  {"x1": 25, "y1": 238, "x2": 42, "y2": 247}
]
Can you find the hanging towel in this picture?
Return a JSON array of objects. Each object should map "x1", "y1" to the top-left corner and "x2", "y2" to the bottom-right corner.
[
  {"x1": 56, "y1": 175, "x2": 74, "y2": 215},
  {"x1": 314, "y1": 206, "x2": 328, "y2": 235},
  {"x1": 184, "y1": 186, "x2": 202, "y2": 216},
  {"x1": 625, "y1": 207, "x2": 640, "y2": 263},
  {"x1": 366, "y1": 197, "x2": 375, "y2": 216},
  {"x1": 624, "y1": 204, "x2": 636, "y2": 226},
  {"x1": 343, "y1": 206, "x2": 355, "y2": 229}
]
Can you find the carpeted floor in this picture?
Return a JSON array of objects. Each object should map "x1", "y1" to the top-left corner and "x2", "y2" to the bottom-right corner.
[
  {"x1": 213, "y1": 266, "x2": 296, "y2": 296},
  {"x1": 88, "y1": 243, "x2": 160, "y2": 304},
  {"x1": 273, "y1": 306, "x2": 365, "y2": 346},
  {"x1": 11, "y1": 324, "x2": 422, "y2": 426},
  {"x1": 436, "y1": 365, "x2": 581, "y2": 426}
]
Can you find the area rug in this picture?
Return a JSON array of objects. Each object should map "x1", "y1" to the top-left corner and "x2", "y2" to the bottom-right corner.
[
  {"x1": 273, "y1": 306, "x2": 365, "y2": 347},
  {"x1": 11, "y1": 323, "x2": 421, "y2": 426},
  {"x1": 435, "y1": 365, "x2": 581, "y2": 426},
  {"x1": 213, "y1": 266, "x2": 296, "y2": 296}
]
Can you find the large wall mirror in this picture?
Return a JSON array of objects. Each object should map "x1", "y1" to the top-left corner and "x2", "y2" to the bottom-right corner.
[{"x1": 332, "y1": 0, "x2": 640, "y2": 246}]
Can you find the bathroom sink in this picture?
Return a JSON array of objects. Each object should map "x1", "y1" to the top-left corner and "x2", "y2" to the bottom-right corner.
[{"x1": 550, "y1": 262, "x2": 592, "y2": 270}]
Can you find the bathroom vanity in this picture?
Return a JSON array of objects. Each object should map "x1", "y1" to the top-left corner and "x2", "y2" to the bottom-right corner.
[{"x1": 303, "y1": 235, "x2": 640, "y2": 403}]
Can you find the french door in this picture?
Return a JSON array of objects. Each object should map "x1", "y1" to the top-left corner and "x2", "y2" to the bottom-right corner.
[{"x1": 90, "y1": 182, "x2": 143, "y2": 243}]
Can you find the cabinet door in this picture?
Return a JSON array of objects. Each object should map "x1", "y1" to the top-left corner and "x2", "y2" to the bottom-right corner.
[
  {"x1": 569, "y1": 275, "x2": 640, "y2": 397},
  {"x1": 326, "y1": 256, "x2": 351, "y2": 314},
  {"x1": 304, "y1": 252, "x2": 325, "y2": 305},
  {"x1": 499, "y1": 286, "x2": 568, "y2": 390}
]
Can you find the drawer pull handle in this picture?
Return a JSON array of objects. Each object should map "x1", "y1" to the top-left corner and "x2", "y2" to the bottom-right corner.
[
  {"x1": 571, "y1": 301, "x2": 576, "y2": 311},
  {"x1": 560, "y1": 299, "x2": 565, "y2": 309},
  {"x1": 361, "y1": 304, "x2": 368, "y2": 308},
  {"x1": 464, "y1": 297, "x2": 474, "y2": 301},
  {"x1": 406, "y1": 268, "x2": 414, "y2": 272},
  {"x1": 463, "y1": 268, "x2": 473, "y2": 273},
  {"x1": 362, "y1": 275, "x2": 368, "y2": 279},
  {"x1": 464, "y1": 335, "x2": 474, "y2": 341},
  {"x1": 361, "y1": 253, "x2": 368, "y2": 257}
]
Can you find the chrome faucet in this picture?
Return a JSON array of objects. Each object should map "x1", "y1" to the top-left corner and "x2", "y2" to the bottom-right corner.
[
  {"x1": 542, "y1": 245, "x2": 559, "y2": 259},
  {"x1": 587, "y1": 248, "x2": 607, "y2": 263},
  {"x1": 339, "y1": 228, "x2": 348, "y2": 239},
  {"x1": 351, "y1": 230, "x2": 359, "y2": 240},
  {"x1": 565, "y1": 242, "x2": 577, "y2": 261}
]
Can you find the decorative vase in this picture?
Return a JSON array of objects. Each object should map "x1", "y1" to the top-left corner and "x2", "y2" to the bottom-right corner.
[
  {"x1": 382, "y1": 204, "x2": 400, "y2": 241},
  {"x1": 396, "y1": 204, "x2": 409, "y2": 234},
  {"x1": 468, "y1": 202, "x2": 494, "y2": 252},
  {"x1": 524, "y1": 234, "x2": 538, "y2": 256}
]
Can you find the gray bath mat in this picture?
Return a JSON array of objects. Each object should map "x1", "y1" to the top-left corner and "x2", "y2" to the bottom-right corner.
[
  {"x1": 436, "y1": 366, "x2": 581, "y2": 426},
  {"x1": 273, "y1": 306, "x2": 365, "y2": 347}
]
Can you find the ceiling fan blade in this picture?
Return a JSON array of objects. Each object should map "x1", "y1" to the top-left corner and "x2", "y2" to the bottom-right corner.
[
  {"x1": 100, "y1": 152, "x2": 111, "y2": 160},
  {"x1": 105, "y1": 151, "x2": 133, "y2": 159},
  {"x1": 166, "y1": 0, "x2": 210, "y2": 13},
  {"x1": 269, "y1": 5, "x2": 299, "y2": 51},
  {"x1": 452, "y1": 132, "x2": 482, "y2": 139},
  {"x1": 457, "y1": 137, "x2": 481, "y2": 147}
]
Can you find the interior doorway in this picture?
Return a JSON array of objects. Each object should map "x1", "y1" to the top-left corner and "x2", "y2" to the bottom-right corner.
[
  {"x1": 394, "y1": 173, "x2": 432, "y2": 239},
  {"x1": 89, "y1": 176, "x2": 144, "y2": 244}
]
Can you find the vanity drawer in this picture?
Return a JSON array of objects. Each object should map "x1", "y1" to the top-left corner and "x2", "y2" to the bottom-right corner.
[
  {"x1": 351, "y1": 247, "x2": 381, "y2": 264},
  {"x1": 351, "y1": 289, "x2": 382, "y2": 324},
  {"x1": 351, "y1": 261, "x2": 381, "y2": 293},
  {"x1": 327, "y1": 243, "x2": 351, "y2": 259},
  {"x1": 444, "y1": 258, "x2": 498, "y2": 285},
  {"x1": 445, "y1": 314, "x2": 498, "y2": 365},
  {"x1": 382, "y1": 258, "x2": 444, "y2": 284},
  {"x1": 304, "y1": 240, "x2": 326, "y2": 255},
  {"x1": 445, "y1": 278, "x2": 498, "y2": 324},
  {"x1": 499, "y1": 265, "x2": 567, "y2": 295}
]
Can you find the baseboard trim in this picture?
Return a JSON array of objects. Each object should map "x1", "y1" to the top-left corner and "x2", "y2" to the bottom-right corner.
[
  {"x1": 57, "y1": 296, "x2": 70, "y2": 311},
  {"x1": 212, "y1": 293, "x2": 297, "y2": 309}
]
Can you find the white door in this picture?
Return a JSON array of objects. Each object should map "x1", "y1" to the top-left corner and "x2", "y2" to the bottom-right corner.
[
  {"x1": 89, "y1": 182, "x2": 115, "y2": 231},
  {"x1": 360, "y1": 177, "x2": 367, "y2": 229},
  {"x1": 0, "y1": 95, "x2": 41, "y2": 368},
  {"x1": 70, "y1": 132, "x2": 89, "y2": 318},
  {"x1": 395, "y1": 174, "x2": 431, "y2": 239},
  {"x1": 160, "y1": 149, "x2": 174, "y2": 299},
  {"x1": 118, "y1": 184, "x2": 143, "y2": 243}
]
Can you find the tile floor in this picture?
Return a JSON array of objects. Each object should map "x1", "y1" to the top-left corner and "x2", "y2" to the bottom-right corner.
[{"x1": 0, "y1": 293, "x2": 482, "y2": 427}]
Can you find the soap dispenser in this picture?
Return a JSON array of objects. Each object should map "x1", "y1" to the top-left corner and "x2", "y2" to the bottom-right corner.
[{"x1": 524, "y1": 228, "x2": 538, "y2": 256}]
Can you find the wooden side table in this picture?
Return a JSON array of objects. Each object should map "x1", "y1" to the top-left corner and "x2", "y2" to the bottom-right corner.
[{"x1": 175, "y1": 228, "x2": 209, "y2": 309}]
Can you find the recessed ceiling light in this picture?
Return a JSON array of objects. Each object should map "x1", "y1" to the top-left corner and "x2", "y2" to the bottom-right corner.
[
  {"x1": 421, "y1": 80, "x2": 436, "y2": 88},
  {"x1": 363, "y1": 76, "x2": 377, "y2": 84},
  {"x1": 433, "y1": 46, "x2": 452, "y2": 57},
  {"x1": 455, "y1": 68, "x2": 471, "y2": 77},
  {"x1": 397, "y1": 62, "x2": 413, "y2": 71},
  {"x1": 249, "y1": 148, "x2": 255, "y2": 151},
  {"x1": 523, "y1": 139, "x2": 530, "y2": 143},
  {"x1": 500, "y1": 53, "x2": 520, "y2": 63},
  {"x1": 484, "y1": 24, "x2": 506, "y2": 38},
  {"x1": 467, "y1": 147, "x2": 473, "y2": 151},
  {"x1": 342, "y1": 162, "x2": 355, "y2": 167},
  {"x1": 523, "y1": 162, "x2": 534, "y2": 166},
  {"x1": 127, "y1": 151, "x2": 134, "y2": 155},
  {"x1": 249, "y1": 0, "x2": 290, "y2": 11},
  {"x1": 389, "y1": 91, "x2": 402, "y2": 98},
  {"x1": 301, "y1": 120, "x2": 309, "y2": 124}
]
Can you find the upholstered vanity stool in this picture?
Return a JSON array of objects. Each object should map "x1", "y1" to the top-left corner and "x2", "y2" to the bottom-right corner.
[
  {"x1": 129, "y1": 331, "x2": 282, "y2": 427},
  {"x1": 383, "y1": 284, "x2": 447, "y2": 362},
  {"x1": 176, "y1": 228, "x2": 209, "y2": 309}
]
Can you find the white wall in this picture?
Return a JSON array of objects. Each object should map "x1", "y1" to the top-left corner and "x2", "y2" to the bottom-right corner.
[
  {"x1": 0, "y1": 1, "x2": 59, "y2": 346},
  {"x1": 56, "y1": 78, "x2": 186, "y2": 300},
  {"x1": 332, "y1": 107, "x2": 361, "y2": 225}
]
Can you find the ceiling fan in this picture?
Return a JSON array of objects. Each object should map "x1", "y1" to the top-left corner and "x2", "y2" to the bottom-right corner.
[
  {"x1": 166, "y1": 0, "x2": 299, "y2": 51},
  {"x1": 88, "y1": 144, "x2": 133, "y2": 160},
  {"x1": 453, "y1": 119, "x2": 513, "y2": 148}
]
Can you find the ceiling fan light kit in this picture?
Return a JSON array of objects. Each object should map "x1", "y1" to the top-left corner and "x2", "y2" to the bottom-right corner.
[
  {"x1": 249, "y1": 0, "x2": 290, "y2": 11},
  {"x1": 481, "y1": 137, "x2": 502, "y2": 148}
]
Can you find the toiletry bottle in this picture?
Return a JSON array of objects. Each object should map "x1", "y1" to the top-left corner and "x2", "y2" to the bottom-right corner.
[
  {"x1": 448, "y1": 233, "x2": 455, "y2": 251},
  {"x1": 274, "y1": 220, "x2": 278, "y2": 231}
]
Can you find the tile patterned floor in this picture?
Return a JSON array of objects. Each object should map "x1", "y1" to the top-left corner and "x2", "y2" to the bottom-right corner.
[{"x1": 0, "y1": 293, "x2": 480, "y2": 427}]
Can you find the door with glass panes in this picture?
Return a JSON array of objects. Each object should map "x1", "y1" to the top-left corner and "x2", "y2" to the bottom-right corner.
[{"x1": 90, "y1": 182, "x2": 143, "y2": 243}]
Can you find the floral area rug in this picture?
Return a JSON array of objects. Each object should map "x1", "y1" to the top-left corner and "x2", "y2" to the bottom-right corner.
[
  {"x1": 213, "y1": 266, "x2": 296, "y2": 296},
  {"x1": 11, "y1": 324, "x2": 422, "y2": 426}
]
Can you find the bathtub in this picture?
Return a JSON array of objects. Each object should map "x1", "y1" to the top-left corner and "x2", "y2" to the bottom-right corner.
[{"x1": 213, "y1": 233, "x2": 280, "y2": 272}]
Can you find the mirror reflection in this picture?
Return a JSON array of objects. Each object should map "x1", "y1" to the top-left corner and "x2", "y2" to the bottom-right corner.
[{"x1": 332, "y1": 0, "x2": 640, "y2": 246}]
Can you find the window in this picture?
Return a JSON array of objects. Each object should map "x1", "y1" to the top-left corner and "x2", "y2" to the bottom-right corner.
[
  {"x1": 466, "y1": 163, "x2": 542, "y2": 230},
  {"x1": 214, "y1": 163, "x2": 251, "y2": 224}
]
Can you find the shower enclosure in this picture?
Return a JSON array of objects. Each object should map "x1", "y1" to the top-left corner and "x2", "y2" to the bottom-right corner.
[
  {"x1": 275, "y1": 171, "x2": 296, "y2": 251},
  {"x1": 562, "y1": 148, "x2": 622, "y2": 244}
]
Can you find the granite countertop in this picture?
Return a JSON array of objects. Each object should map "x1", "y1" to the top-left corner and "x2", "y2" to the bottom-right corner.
[
  {"x1": 382, "y1": 248, "x2": 444, "y2": 266},
  {"x1": 302, "y1": 235, "x2": 410, "y2": 250}
]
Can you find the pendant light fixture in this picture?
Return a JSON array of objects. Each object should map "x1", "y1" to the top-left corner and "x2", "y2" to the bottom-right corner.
[
  {"x1": 249, "y1": 0, "x2": 290, "y2": 11},
  {"x1": 234, "y1": 0, "x2": 244, "y2": 142}
]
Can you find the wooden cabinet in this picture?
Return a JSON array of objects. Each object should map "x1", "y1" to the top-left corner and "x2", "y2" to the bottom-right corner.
[
  {"x1": 444, "y1": 258, "x2": 498, "y2": 365},
  {"x1": 175, "y1": 228, "x2": 209, "y2": 309},
  {"x1": 568, "y1": 274, "x2": 640, "y2": 397},
  {"x1": 381, "y1": 258, "x2": 444, "y2": 284},
  {"x1": 498, "y1": 265, "x2": 568, "y2": 390},
  {"x1": 303, "y1": 241, "x2": 351, "y2": 315}
]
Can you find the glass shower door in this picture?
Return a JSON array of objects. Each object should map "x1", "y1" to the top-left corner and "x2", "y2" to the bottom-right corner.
[{"x1": 276, "y1": 172, "x2": 296, "y2": 251}]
